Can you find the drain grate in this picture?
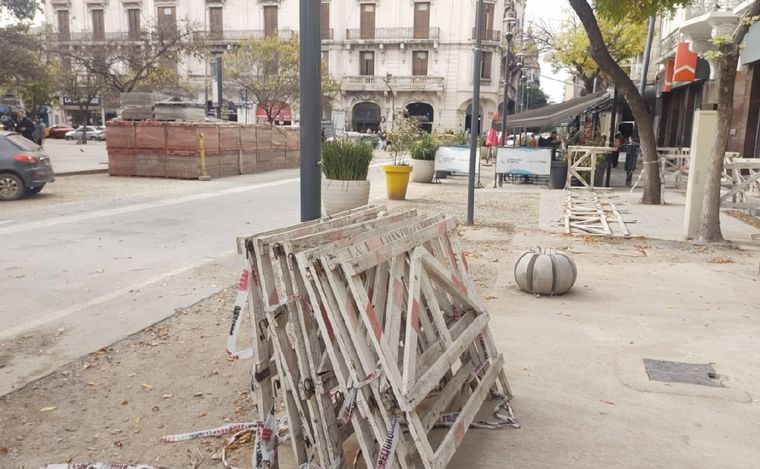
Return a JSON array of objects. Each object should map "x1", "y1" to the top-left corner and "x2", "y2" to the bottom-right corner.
[{"x1": 643, "y1": 359, "x2": 723, "y2": 387}]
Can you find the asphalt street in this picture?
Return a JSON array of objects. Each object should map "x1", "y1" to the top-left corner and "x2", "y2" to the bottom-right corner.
[{"x1": 0, "y1": 164, "x2": 387, "y2": 396}]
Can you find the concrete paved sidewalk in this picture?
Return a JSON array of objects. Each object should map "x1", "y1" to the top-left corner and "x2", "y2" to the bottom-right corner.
[
  {"x1": 539, "y1": 187, "x2": 760, "y2": 243},
  {"x1": 43, "y1": 139, "x2": 109, "y2": 175}
]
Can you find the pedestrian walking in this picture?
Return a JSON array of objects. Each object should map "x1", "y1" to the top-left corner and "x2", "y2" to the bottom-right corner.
[
  {"x1": 16, "y1": 112, "x2": 35, "y2": 142},
  {"x1": 32, "y1": 116, "x2": 46, "y2": 147}
]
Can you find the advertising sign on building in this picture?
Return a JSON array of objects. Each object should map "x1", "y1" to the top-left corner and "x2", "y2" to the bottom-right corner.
[
  {"x1": 434, "y1": 146, "x2": 480, "y2": 175},
  {"x1": 61, "y1": 96, "x2": 101, "y2": 107},
  {"x1": 495, "y1": 147, "x2": 552, "y2": 176}
]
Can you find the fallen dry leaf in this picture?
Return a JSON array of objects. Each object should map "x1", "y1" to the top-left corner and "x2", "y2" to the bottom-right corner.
[
  {"x1": 0, "y1": 448, "x2": 8, "y2": 454},
  {"x1": 39, "y1": 406, "x2": 57, "y2": 412},
  {"x1": 600, "y1": 400, "x2": 615, "y2": 405},
  {"x1": 708, "y1": 256, "x2": 735, "y2": 264},
  {"x1": 142, "y1": 383, "x2": 153, "y2": 390},
  {"x1": 162, "y1": 394, "x2": 173, "y2": 399}
]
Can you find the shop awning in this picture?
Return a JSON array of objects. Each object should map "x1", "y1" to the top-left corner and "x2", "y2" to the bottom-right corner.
[{"x1": 504, "y1": 90, "x2": 612, "y2": 129}]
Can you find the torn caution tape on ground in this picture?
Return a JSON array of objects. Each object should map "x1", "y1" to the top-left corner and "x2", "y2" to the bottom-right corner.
[
  {"x1": 41, "y1": 465, "x2": 170, "y2": 469},
  {"x1": 159, "y1": 422, "x2": 262, "y2": 443}
]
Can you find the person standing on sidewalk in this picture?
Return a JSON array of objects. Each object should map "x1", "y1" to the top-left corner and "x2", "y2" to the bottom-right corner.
[
  {"x1": 16, "y1": 112, "x2": 35, "y2": 142},
  {"x1": 32, "y1": 116, "x2": 46, "y2": 147}
]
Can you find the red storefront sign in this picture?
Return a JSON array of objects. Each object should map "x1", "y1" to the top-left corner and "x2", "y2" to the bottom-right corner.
[
  {"x1": 256, "y1": 103, "x2": 292, "y2": 123},
  {"x1": 663, "y1": 59, "x2": 674, "y2": 93},
  {"x1": 673, "y1": 42, "x2": 698, "y2": 82}
]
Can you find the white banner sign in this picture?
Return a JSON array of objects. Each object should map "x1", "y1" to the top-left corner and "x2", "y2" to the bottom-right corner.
[
  {"x1": 495, "y1": 147, "x2": 552, "y2": 176},
  {"x1": 434, "y1": 146, "x2": 480, "y2": 175}
]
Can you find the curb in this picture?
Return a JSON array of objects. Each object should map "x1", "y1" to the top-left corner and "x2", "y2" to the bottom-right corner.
[{"x1": 56, "y1": 168, "x2": 110, "y2": 176}]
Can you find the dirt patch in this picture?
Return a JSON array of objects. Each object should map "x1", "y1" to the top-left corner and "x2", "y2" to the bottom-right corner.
[
  {"x1": 726, "y1": 210, "x2": 760, "y2": 230},
  {"x1": 0, "y1": 288, "x2": 259, "y2": 468}
]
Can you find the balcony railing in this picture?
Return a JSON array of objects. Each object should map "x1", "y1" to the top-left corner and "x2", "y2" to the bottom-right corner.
[
  {"x1": 195, "y1": 29, "x2": 297, "y2": 42},
  {"x1": 345, "y1": 27, "x2": 440, "y2": 41},
  {"x1": 49, "y1": 31, "x2": 149, "y2": 43},
  {"x1": 684, "y1": 0, "x2": 739, "y2": 20},
  {"x1": 659, "y1": 30, "x2": 679, "y2": 57},
  {"x1": 472, "y1": 29, "x2": 502, "y2": 42},
  {"x1": 50, "y1": 29, "x2": 300, "y2": 44},
  {"x1": 342, "y1": 75, "x2": 445, "y2": 92}
]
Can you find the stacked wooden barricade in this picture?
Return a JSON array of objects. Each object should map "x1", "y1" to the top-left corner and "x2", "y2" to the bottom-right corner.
[{"x1": 232, "y1": 205, "x2": 518, "y2": 469}]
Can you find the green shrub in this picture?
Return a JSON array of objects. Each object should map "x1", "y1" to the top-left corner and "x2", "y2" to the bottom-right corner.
[
  {"x1": 321, "y1": 138, "x2": 374, "y2": 180},
  {"x1": 410, "y1": 133, "x2": 438, "y2": 161},
  {"x1": 434, "y1": 131, "x2": 468, "y2": 146}
]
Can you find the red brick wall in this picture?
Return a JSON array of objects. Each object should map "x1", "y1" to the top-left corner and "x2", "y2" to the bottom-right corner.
[{"x1": 106, "y1": 121, "x2": 300, "y2": 179}]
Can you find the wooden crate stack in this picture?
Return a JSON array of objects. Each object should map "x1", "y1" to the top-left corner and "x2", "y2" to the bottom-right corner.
[{"x1": 233, "y1": 205, "x2": 518, "y2": 469}]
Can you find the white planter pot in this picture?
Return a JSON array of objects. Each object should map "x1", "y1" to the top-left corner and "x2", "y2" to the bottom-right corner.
[
  {"x1": 322, "y1": 179, "x2": 371, "y2": 216},
  {"x1": 410, "y1": 159, "x2": 435, "y2": 183}
]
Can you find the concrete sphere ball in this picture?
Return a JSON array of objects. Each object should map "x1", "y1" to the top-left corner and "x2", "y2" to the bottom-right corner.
[{"x1": 514, "y1": 247, "x2": 577, "y2": 295}]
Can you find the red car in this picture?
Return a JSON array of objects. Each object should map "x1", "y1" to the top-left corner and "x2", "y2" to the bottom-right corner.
[{"x1": 47, "y1": 124, "x2": 75, "y2": 139}]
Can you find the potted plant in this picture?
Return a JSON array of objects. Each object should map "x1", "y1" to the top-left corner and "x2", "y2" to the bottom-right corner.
[
  {"x1": 383, "y1": 117, "x2": 420, "y2": 200},
  {"x1": 549, "y1": 150, "x2": 568, "y2": 189},
  {"x1": 410, "y1": 132, "x2": 438, "y2": 183},
  {"x1": 321, "y1": 138, "x2": 374, "y2": 215}
]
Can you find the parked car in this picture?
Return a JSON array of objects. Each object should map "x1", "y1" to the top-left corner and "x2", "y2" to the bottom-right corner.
[
  {"x1": 64, "y1": 126, "x2": 103, "y2": 141},
  {"x1": 47, "y1": 124, "x2": 75, "y2": 139},
  {"x1": 95, "y1": 125, "x2": 107, "y2": 141},
  {"x1": 0, "y1": 132, "x2": 55, "y2": 200}
]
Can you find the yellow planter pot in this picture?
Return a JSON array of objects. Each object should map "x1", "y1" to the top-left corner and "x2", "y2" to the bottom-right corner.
[{"x1": 383, "y1": 164, "x2": 413, "y2": 200}]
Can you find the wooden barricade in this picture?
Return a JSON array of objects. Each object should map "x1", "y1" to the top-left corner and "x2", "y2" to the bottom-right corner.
[
  {"x1": 565, "y1": 146, "x2": 616, "y2": 189},
  {"x1": 233, "y1": 206, "x2": 518, "y2": 468},
  {"x1": 657, "y1": 147, "x2": 690, "y2": 205},
  {"x1": 721, "y1": 158, "x2": 760, "y2": 213},
  {"x1": 564, "y1": 188, "x2": 631, "y2": 237}
]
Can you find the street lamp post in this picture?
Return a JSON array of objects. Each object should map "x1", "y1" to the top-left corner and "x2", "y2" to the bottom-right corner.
[
  {"x1": 500, "y1": 15, "x2": 516, "y2": 148},
  {"x1": 495, "y1": 14, "x2": 516, "y2": 188},
  {"x1": 383, "y1": 73, "x2": 395, "y2": 129}
]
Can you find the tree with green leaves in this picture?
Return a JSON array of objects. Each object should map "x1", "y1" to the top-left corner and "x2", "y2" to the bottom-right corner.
[
  {"x1": 524, "y1": 84, "x2": 551, "y2": 110},
  {"x1": 1, "y1": 0, "x2": 36, "y2": 21},
  {"x1": 0, "y1": 26, "x2": 50, "y2": 92},
  {"x1": 697, "y1": 2, "x2": 760, "y2": 243},
  {"x1": 568, "y1": 0, "x2": 691, "y2": 205},
  {"x1": 533, "y1": 14, "x2": 647, "y2": 95},
  {"x1": 224, "y1": 35, "x2": 339, "y2": 124},
  {"x1": 52, "y1": 21, "x2": 201, "y2": 96}
]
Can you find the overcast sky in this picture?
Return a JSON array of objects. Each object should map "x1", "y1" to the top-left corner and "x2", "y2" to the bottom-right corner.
[{"x1": 524, "y1": 0, "x2": 571, "y2": 103}]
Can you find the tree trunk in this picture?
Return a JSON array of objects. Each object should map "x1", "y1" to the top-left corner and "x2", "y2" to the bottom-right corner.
[
  {"x1": 697, "y1": 0, "x2": 760, "y2": 242},
  {"x1": 696, "y1": 47, "x2": 738, "y2": 243},
  {"x1": 569, "y1": 0, "x2": 661, "y2": 204},
  {"x1": 581, "y1": 75, "x2": 595, "y2": 95}
]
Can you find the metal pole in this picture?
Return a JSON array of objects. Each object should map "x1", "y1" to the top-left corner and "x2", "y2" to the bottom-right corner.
[
  {"x1": 500, "y1": 35, "x2": 511, "y2": 147},
  {"x1": 605, "y1": 88, "x2": 618, "y2": 187},
  {"x1": 216, "y1": 56, "x2": 223, "y2": 119},
  {"x1": 639, "y1": 15, "x2": 656, "y2": 96},
  {"x1": 467, "y1": 0, "x2": 484, "y2": 226},
  {"x1": 300, "y1": 0, "x2": 322, "y2": 221}
]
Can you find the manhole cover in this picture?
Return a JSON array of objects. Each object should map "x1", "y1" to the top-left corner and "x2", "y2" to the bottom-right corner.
[{"x1": 643, "y1": 359, "x2": 723, "y2": 387}]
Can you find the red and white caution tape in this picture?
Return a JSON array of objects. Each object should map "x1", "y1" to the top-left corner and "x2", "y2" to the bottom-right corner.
[
  {"x1": 42, "y1": 465, "x2": 170, "y2": 469},
  {"x1": 336, "y1": 368, "x2": 383, "y2": 428},
  {"x1": 226, "y1": 258, "x2": 254, "y2": 360},
  {"x1": 254, "y1": 407, "x2": 278, "y2": 468},
  {"x1": 375, "y1": 415, "x2": 400, "y2": 469},
  {"x1": 159, "y1": 422, "x2": 262, "y2": 443}
]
